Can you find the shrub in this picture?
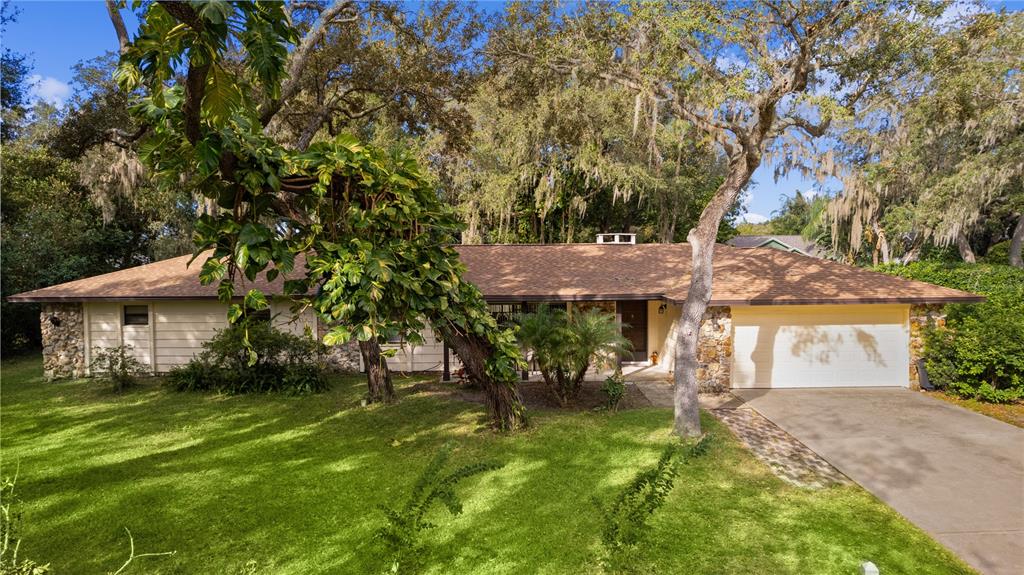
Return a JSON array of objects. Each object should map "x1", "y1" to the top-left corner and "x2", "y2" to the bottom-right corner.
[
  {"x1": 517, "y1": 305, "x2": 631, "y2": 405},
  {"x1": 980, "y1": 240, "x2": 1010, "y2": 265},
  {"x1": 601, "y1": 370, "x2": 627, "y2": 412},
  {"x1": 375, "y1": 443, "x2": 502, "y2": 574},
  {"x1": 167, "y1": 323, "x2": 329, "y2": 394},
  {"x1": 89, "y1": 345, "x2": 146, "y2": 391},
  {"x1": 596, "y1": 436, "x2": 712, "y2": 572},
  {"x1": 877, "y1": 262, "x2": 1024, "y2": 403}
]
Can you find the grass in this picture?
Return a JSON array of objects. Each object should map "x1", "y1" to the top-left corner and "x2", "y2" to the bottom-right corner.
[
  {"x1": 926, "y1": 390, "x2": 1024, "y2": 428},
  {"x1": 0, "y1": 356, "x2": 975, "y2": 575}
]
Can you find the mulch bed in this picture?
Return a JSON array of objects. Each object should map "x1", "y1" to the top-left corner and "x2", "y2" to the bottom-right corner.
[
  {"x1": 926, "y1": 390, "x2": 1024, "y2": 429},
  {"x1": 406, "y1": 378, "x2": 653, "y2": 411}
]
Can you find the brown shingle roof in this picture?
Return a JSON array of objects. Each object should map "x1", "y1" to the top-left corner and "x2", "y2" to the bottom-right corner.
[
  {"x1": 7, "y1": 244, "x2": 982, "y2": 305},
  {"x1": 5, "y1": 252, "x2": 296, "y2": 302},
  {"x1": 455, "y1": 244, "x2": 981, "y2": 304}
]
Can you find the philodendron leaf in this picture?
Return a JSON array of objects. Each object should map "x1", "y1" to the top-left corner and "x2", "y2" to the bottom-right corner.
[
  {"x1": 244, "y1": 289, "x2": 269, "y2": 311},
  {"x1": 227, "y1": 304, "x2": 244, "y2": 324},
  {"x1": 217, "y1": 280, "x2": 235, "y2": 303},
  {"x1": 323, "y1": 326, "x2": 351, "y2": 346},
  {"x1": 199, "y1": 258, "x2": 226, "y2": 285}
]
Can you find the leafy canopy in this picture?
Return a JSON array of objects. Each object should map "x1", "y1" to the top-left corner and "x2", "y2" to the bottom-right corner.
[{"x1": 114, "y1": 1, "x2": 526, "y2": 398}]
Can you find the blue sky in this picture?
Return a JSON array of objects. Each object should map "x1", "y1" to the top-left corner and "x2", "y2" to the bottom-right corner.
[{"x1": 4, "y1": 1, "x2": 1019, "y2": 222}]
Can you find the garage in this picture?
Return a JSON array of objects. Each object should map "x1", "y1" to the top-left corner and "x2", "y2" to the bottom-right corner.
[{"x1": 731, "y1": 304, "x2": 910, "y2": 389}]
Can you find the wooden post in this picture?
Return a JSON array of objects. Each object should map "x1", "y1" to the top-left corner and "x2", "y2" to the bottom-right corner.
[
  {"x1": 521, "y1": 300, "x2": 529, "y2": 381},
  {"x1": 442, "y1": 341, "x2": 450, "y2": 382},
  {"x1": 615, "y1": 301, "x2": 624, "y2": 369}
]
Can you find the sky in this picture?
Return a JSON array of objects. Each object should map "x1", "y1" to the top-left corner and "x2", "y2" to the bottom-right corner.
[{"x1": 3, "y1": 0, "x2": 1020, "y2": 223}]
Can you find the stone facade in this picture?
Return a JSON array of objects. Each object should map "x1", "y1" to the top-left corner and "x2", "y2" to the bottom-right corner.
[
  {"x1": 317, "y1": 319, "x2": 362, "y2": 372},
  {"x1": 909, "y1": 304, "x2": 946, "y2": 389},
  {"x1": 40, "y1": 303, "x2": 87, "y2": 380},
  {"x1": 697, "y1": 306, "x2": 732, "y2": 392}
]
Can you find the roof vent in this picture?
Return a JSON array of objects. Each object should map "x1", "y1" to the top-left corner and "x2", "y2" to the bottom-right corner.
[{"x1": 596, "y1": 233, "x2": 636, "y2": 245}]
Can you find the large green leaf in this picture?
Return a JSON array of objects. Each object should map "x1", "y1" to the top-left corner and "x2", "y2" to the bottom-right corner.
[{"x1": 202, "y1": 64, "x2": 242, "y2": 127}]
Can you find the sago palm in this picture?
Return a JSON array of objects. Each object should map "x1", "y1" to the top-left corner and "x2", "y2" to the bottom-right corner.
[{"x1": 517, "y1": 305, "x2": 631, "y2": 405}]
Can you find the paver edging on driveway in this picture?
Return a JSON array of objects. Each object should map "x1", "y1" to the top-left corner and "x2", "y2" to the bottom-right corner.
[
  {"x1": 711, "y1": 407, "x2": 851, "y2": 489},
  {"x1": 732, "y1": 387, "x2": 1024, "y2": 575}
]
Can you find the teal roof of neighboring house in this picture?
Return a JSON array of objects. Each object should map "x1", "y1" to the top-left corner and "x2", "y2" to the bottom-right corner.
[{"x1": 727, "y1": 235, "x2": 823, "y2": 257}]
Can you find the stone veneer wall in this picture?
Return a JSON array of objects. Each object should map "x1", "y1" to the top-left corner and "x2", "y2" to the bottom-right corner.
[
  {"x1": 696, "y1": 306, "x2": 732, "y2": 393},
  {"x1": 316, "y1": 319, "x2": 362, "y2": 372},
  {"x1": 40, "y1": 303, "x2": 87, "y2": 380},
  {"x1": 909, "y1": 304, "x2": 946, "y2": 389}
]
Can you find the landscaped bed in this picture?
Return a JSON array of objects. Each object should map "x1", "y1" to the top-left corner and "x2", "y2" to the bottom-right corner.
[
  {"x1": 1, "y1": 357, "x2": 975, "y2": 574},
  {"x1": 926, "y1": 390, "x2": 1024, "y2": 429}
]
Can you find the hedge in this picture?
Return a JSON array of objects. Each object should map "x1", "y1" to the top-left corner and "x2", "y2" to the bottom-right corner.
[{"x1": 877, "y1": 262, "x2": 1024, "y2": 403}]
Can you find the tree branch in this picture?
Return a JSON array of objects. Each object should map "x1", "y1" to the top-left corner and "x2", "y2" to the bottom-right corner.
[
  {"x1": 772, "y1": 114, "x2": 830, "y2": 139},
  {"x1": 260, "y1": 0, "x2": 357, "y2": 126},
  {"x1": 156, "y1": 1, "x2": 208, "y2": 145},
  {"x1": 105, "y1": 0, "x2": 130, "y2": 56},
  {"x1": 157, "y1": 0, "x2": 204, "y2": 32},
  {"x1": 104, "y1": 126, "x2": 148, "y2": 149}
]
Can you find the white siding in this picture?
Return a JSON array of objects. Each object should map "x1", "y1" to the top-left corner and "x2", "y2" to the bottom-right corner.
[
  {"x1": 731, "y1": 304, "x2": 910, "y2": 389},
  {"x1": 271, "y1": 301, "x2": 317, "y2": 337},
  {"x1": 153, "y1": 301, "x2": 230, "y2": 370},
  {"x1": 122, "y1": 324, "x2": 152, "y2": 367},
  {"x1": 383, "y1": 324, "x2": 460, "y2": 373},
  {"x1": 87, "y1": 302, "x2": 155, "y2": 371},
  {"x1": 87, "y1": 303, "x2": 121, "y2": 351},
  {"x1": 85, "y1": 300, "x2": 456, "y2": 374}
]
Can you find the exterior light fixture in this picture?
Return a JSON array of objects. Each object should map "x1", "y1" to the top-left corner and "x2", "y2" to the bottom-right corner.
[
  {"x1": 49, "y1": 315, "x2": 62, "y2": 327},
  {"x1": 657, "y1": 303, "x2": 667, "y2": 315}
]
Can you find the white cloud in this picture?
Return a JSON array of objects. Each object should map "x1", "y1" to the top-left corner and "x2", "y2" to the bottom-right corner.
[
  {"x1": 28, "y1": 75, "x2": 71, "y2": 106},
  {"x1": 740, "y1": 213, "x2": 768, "y2": 224},
  {"x1": 740, "y1": 190, "x2": 753, "y2": 209}
]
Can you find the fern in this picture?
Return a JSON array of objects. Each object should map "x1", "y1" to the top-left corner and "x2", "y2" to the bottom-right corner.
[
  {"x1": 375, "y1": 443, "x2": 502, "y2": 573},
  {"x1": 596, "y1": 435, "x2": 714, "y2": 571}
]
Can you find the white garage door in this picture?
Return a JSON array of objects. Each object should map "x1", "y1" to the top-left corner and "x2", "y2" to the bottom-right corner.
[{"x1": 731, "y1": 304, "x2": 910, "y2": 389}]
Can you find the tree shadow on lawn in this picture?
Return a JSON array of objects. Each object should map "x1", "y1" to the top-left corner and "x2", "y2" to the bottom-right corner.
[
  {"x1": 3, "y1": 372, "x2": 489, "y2": 573},
  {"x1": 2, "y1": 369, "x2": 973, "y2": 575},
  {"x1": 420, "y1": 409, "x2": 973, "y2": 575}
]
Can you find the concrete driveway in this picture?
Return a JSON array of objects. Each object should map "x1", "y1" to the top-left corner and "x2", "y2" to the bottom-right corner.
[{"x1": 733, "y1": 388, "x2": 1024, "y2": 575}]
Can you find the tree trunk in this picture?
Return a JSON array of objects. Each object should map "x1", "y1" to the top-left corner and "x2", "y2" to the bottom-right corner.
[
  {"x1": 871, "y1": 221, "x2": 891, "y2": 265},
  {"x1": 956, "y1": 231, "x2": 976, "y2": 263},
  {"x1": 902, "y1": 239, "x2": 922, "y2": 264},
  {"x1": 673, "y1": 160, "x2": 753, "y2": 438},
  {"x1": 1009, "y1": 213, "x2": 1024, "y2": 268},
  {"x1": 438, "y1": 326, "x2": 527, "y2": 431},
  {"x1": 359, "y1": 339, "x2": 395, "y2": 403}
]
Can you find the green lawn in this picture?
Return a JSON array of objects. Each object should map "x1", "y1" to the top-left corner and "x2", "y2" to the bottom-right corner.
[{"x1": 1, "y1": 357, "x2": 974, "y2": 574}]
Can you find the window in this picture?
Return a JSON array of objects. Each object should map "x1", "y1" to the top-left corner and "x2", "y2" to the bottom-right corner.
[
  {"x1": 488, "y1": 303, "x2": 526, "y2": 327},
  {"x1": 487, "y1": 302, "x2": 567, "y2": 327},
  {"x1": 123, "y1": 305, "x2": 149, "y2": 326},
  {"x1": 247, "y1": 308, "x2": 271, "y2": 323}
]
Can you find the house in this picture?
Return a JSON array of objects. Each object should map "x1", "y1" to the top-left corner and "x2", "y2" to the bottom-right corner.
[
  {"x1": 8, "y1": 242, "x2": 981, "y2": 391},
  {"x1": 727, "y1": 234, "x2": 824, "y2": 258}
]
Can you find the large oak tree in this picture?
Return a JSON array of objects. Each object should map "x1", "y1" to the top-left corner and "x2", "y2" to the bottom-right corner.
[{"x1": 496, "y1": 0, "x2": 948, "y2": 436}]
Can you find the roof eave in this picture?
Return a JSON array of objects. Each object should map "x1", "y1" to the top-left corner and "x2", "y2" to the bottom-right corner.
[
  {"x1": 6, "y1": 295, "x2": 253, "y2": 303},
  {"x1": 690, "y1": 296, "x2": 986, "y2": 306}
]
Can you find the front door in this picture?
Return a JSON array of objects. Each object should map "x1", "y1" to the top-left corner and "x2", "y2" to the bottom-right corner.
[{"x1": 619, "y1": 301, "x2": 648, "y2": 362}]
